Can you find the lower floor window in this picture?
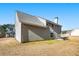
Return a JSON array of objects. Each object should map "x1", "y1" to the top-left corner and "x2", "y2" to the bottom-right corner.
[{"x1": 50, "y1": 33, "x2": 54, "y2": 37}]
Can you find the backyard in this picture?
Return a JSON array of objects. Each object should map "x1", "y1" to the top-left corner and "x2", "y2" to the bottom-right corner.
[{"x1": 0, "y1": 37, "x2": 79, "y2": 56}]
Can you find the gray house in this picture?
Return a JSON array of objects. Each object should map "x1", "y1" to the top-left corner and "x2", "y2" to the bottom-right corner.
[
  {"x1": 61, "y1": 29, "x2": 79, "y2": 37},
  {"x1": 15, "y1": 11, "x2": 61, "y2": 43}
]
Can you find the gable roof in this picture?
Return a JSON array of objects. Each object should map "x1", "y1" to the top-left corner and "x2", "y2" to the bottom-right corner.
[
  {"x1": 16, "y1": 11, "x2": 61, "y2": 27},
  {"x1": 37, "y1": 16, "x2": 61, "y2": 26}
]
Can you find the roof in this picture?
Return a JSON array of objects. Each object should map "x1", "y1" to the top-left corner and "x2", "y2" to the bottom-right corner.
[
  {"x1": 61, "y1": 30, "x2": 72, "y2": 34},
  {"x1": 37, "y1": 16, "x2": 62, "y2": 26},
  {"x1": 16, "y1": 11, "x2": 61, "y2": 27}
]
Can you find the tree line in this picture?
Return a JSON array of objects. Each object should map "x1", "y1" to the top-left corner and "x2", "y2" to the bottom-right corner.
[{"x1": 0, "y1": 24, "x2": 15, "y2": 38}]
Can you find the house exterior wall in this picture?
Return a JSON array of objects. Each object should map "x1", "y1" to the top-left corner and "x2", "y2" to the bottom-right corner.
[
  {"x1": 54, "y1": 25, "x2": 61, "y2": 34},
  {"x1": 21, "y1": 23, "x2": 50, "y2": 43},
  {"x1": 46, "y1": 21, "x2": 61, "y2": 34},
  {"x1": 71, "y1": 29, "x2": 79, "y2": 36},
  {"x1": 15, "y1": 13, "x2": 22, "y2": 42}
]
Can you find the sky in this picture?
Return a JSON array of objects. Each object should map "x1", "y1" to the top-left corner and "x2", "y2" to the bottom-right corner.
[{"x1": 0, "y1": 3, "x2": 79, "y2": 30}]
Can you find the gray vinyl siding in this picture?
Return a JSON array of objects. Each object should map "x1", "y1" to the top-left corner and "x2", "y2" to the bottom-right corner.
[{"x1": 21, "y1": 23, "x2": 50, "y2": 43}]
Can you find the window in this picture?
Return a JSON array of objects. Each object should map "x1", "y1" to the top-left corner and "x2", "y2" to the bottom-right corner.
[
  {"x1": 50, "y1": 33, "x2": 54, "y2": 37},
  {"x1": 52, "y1": 24, "x2": 54, "y2": 27},
  {"x1": 47, "y1": 23, "x2": 49, "y2": 26}
]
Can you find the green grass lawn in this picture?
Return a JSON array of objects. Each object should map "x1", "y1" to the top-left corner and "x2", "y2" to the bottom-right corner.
[{"x1": 47, "y1": 40, "x2": 64, "y2": 44}]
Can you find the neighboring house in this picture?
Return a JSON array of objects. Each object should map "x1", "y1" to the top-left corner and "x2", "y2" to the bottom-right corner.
[
  {"x1": 61, "y1": 30, "x2": 72, "y2": 37},
  {"x1": 6, "y1": 25, "x2": 15, "y2": 37},
  {"x1": 61, "y1": 29, "x2": 79, "y2": 37},
  {"x1": 15, "y1": 11, "x2": 62, "y2": 43}
]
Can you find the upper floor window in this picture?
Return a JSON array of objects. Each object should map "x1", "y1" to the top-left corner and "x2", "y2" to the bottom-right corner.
[{"x1": 52, "y1": 24, "x2": 54, "y2": 27}]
